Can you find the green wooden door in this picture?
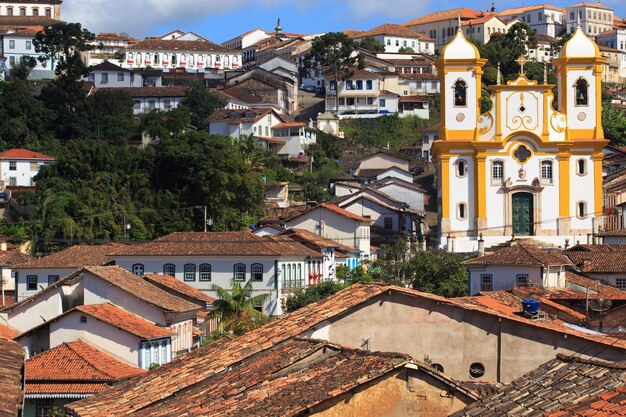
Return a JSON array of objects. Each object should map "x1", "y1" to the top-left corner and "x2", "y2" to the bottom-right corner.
[{"x1": 512, "y1": 193, "x2": 533, "y2": 236}]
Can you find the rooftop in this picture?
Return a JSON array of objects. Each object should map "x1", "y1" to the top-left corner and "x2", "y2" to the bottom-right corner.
[
  {"x1": 357, "y1": 23, "x2": 422, "y2": 39},
  {"x1": 0, "y1": 338, "x2": 24, "y2": 417},
  {"x1": 26, "y1": 340, "x2": 145, "y2": 390},
  {"x1": 404, "y1": 7, "x2": 481, "y2": 27},
  {"x1": 0, "y1": 323, "x2": 19, "y2": 340},
  {"x1": 111, "y1": 232, "x2": 322, "y2": 258},
  {"x1": 143, "y1": 273, "x2": 216, "y2": 304},
  {"x1": 0, "y1": 148, "x2": 54, "y2": 160},
  {"x1": 565, "y1": 251, "x2": 626, "y2": 273},
  {"x1": 75, "y1": 303, "x2": 173, "y2": 339},
  {"x1": 451, "y1": 354, "x2": 626, "y2": 417},
  {"x1": 126, "y1": 37, "x2": 232, "y2": 53},
  {"x1": 463, "y1": 243, "x2": 570, "y2": 267},
  {"x1": 105, "y1": 86, "x2": 189, "y2": 98},
  {"x1": 68, "y1": 283, "x2": 626, "y2": 417},
  {"x1": 14, "y1": 243, "x2": 128, "y2": 270},
  {"x1": 547, "y1": 385, "x2": 626, "y2": 416},
  {"x1": 74, "y1": 339, "x2": 410, "y2": 417}
]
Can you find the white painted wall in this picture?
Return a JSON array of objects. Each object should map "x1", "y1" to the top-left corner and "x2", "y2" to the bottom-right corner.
[
  {"x1": 376, "y1": 182, "x2": 424, "y2": 212},
  {"x1": 16, "y1": 268, "x2": 74, "y2": 301},
  {"x1": 444, "y1": 70, "x2": 477, "y2": 132},
  {"x1": 468, "y1": 264, "x2": 564, "y2": 295},
  {"x1": 131, "y1": 96, "x2": 183, "y2": 115},
  {"x1": 0, "y1": 158, "x2": 53, "y2": 188},
  {"x1": 4, "y1": 285, "x2": 66, "y2": 332}
]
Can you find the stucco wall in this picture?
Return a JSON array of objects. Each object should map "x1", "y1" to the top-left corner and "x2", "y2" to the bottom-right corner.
[
  {"x1": 16, "y1": 268, "x2": 75, "y2": 301},
  {"x1": 6, "y1": 285, "x2": 65, "y2": 332},
  {"x1": 304, "y1": 292, "x2": 626, "y2": 383}
]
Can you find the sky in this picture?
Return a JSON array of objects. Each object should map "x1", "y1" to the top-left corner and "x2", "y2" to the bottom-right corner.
[{"x1": 63, "y1": 0, "x2": 626, "y2": 43}]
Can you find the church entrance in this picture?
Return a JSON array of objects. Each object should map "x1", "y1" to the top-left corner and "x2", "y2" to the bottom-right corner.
[{"x1": 512, "y1": 192, "x2": 534, "y2": 236}]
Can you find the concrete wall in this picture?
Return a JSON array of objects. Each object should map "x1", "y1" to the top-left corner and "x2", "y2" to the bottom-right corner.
[
  {"x1": 311, "y1": 367, "x2": 472, "y2": 417},
  {"x1": 302, "y1": 292, "x2": 626, "y2": 383}
]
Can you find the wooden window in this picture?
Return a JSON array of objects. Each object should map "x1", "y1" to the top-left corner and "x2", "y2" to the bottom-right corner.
[
  {"x1": 163, "y1": 264, "x2": 175, "y2": 276},
  {"x1": 234, "y1": 263, "x2": 246, "y2": 281},
  {"x1": 27, "y1": 275, "x2": 37, "y2": 291},
  {"x1": 199, "y1": 264, "x2": 211, "y2": 281},
  {"x1": 251, "y1": 264, "x2": 263, "y2": 282},
  {"x1": 516, "y1": 274, "x2": 529, "y2": 287},
  {"x1": 132, "y1": 264, "x2": 144, "y2": 276},
  {"x1": 480, "y1": 274, "x2": 492, "y2": 291},
  {"x1": 184, "y1": 264, "x2": 196, "y2": 281}
]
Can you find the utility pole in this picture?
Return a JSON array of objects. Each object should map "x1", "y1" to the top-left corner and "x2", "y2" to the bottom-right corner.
[{"x1": 204, "y1": 206, "x2": 207, "y2": 232}]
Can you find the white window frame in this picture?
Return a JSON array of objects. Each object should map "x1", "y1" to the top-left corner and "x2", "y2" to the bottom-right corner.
[
  {"x1": 163, "y1": 263, "x2": 175, "y2": 276},
  {"x1": 251, "y1": 263, "x2": 263, "y2": 282},
  {"x1": 540, "y1": 159, "x2": 553, "y2": 184},
  {"x1": 199, "y1": 264, "x2": 211, "y2": 281},
  {"x1": 234, "y1": 263, "x2": 246, "y2": 281},
  {"x1": 491, "y1": 160, "x2": 504, "y2": 185},
  {"x1": 184, "y1": 264, "x2": 196, "y2": 281},
  {"x1": 516, "y1": 274, "x2": 529, "y2": 287},
  {"x1": 26, "y1": 275, "x2": 38, "y2": 291}
]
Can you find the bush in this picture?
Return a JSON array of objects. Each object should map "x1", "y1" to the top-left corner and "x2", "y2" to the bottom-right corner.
[{"x1": 285, "y1": 281, "x2": 346, "y2": 312}]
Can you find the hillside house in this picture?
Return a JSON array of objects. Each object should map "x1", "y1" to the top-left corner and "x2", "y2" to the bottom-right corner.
[{"x1": 0, "y1": 148, "x2": 54, "y2": 188}]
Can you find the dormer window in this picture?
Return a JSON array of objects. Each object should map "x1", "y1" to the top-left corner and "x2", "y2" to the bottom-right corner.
[
  {"x1": 245, "y1": 112, "x2": 256, "y2": 118},
  {"x1": 454, "y1": 80, "x2": 467, "y2": 107},
  {"x1": 575, "y1": 78, "x2": 589, "y2": 106},
  {"x1": 229, "y1": 112, "x2": 240, "y2": 119}
]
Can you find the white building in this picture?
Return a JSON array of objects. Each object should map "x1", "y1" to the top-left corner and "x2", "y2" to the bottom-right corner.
[
  {"x1": 121, "y1": 34, "x2": 242, "y2": 73},
  {"x1": 498, "y1": 5, "x2": 565, "y2": 37},
  {"x1": 83, "y1": 32, "x2": 138, "y2": 67},
  {"x1": 110, "y1": 231, "x2": 324, "y2": 316},
  {"x1": 0, "y1": 1, "x2": 60, "y2": 19},
  {"x1": 86, "y1": 61, "x2": 145, "y2": 88},
  {"x1": 565, "y1": 3, "x2": 614, "y2": 36},
  {"x1": 463, "y1": 243, "x2": 569, "y2": 295},
  {"x1": 353, "y1": 23, "x2": 434, "y2": 54},
  {"x1": 0, "y1": 148, "x2": 54, "y2": 188},
  {"x1": 208, "y1": 107, "x2": 284, "y2": 139},
  {"x1": 433, "y1": 24, "x2": 606, "y2": 253},
  {"x1": 0, "y1": 28, "x2": 55, "y2": 79}
]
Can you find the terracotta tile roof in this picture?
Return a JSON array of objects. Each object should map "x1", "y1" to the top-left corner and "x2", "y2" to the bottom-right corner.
[
  {"x1": 404, "y1": 8, "x2": 482, "y2": 27},
  {"x1": 0, "y1": 15, "x2": 59, "y2": 28},
  {"x1": 399, "y1": 72, "x2": 439, "y2": 80},
  {"x1": 562, "y1": 269, "x2": 626, "y2": 299},
  {"x1": 310, "y1": 202, "x2": 372, "y2": 222},
  {"x1": 207, "y1": 107, "x2": 275, "y2": 124},
  {"x1": 565, "y1": 252, "x2": 626, "y2": 273},
  {"x1": 461, "y1": 13, "x2": 500, "y2": 26},
  {"x1": 0, "y1": 251, "x2": 33, "y2": 267},
  {"x1": 280, "y1": 228, "x2": 357, "y2": 252},
  {"x1": 89, "y1": 61, "x2": 130, "y2": 72},
  {"x1": 272, "y1": 121, "x2": 305, "y2": 128},
  {"x1": 0, "y1": 148, "x2": 54, "y2": 160},
  {"x1": 13, "y1": 244, "x2": 127, "y2": 269},
  {"x1": 568, "y1": 2, "x2": 614, "y2": 11},
  {"x1": 463, "y1": 243, "x2": 570, "y2": 267},
  {"x1": 499, "y1": 4, "x2": 566, "y2": 15},
  {"x1": 67, "y1": 283, "x2": 626, "y2": 417},
  {"x1": 81, "y1": 266, "x2": 201, "y2": 313},
  {"x1": 75, "y1": 303, "x2": 174, "y2": 339},
  {"x1": 0, "y1": 323, "x2": 19, "y2": 340},
  {"x1": 214, "y1": 86, "x2": 264, "y2": 104},
  {"x1": 113, "y1": 231, "x2": 321, "y2": 258},
  {"x1": 26, "y1": 383, "x2": 110, "y2": 395},
  {"x1": 399, "y1": 95, "x2": 430, "y2": 103},
  {"x1": 104, "y1": 86, "x2": 188, "y2": 98},
  {"x1": 357, "y1": 23, "x2": 421, "y2": 39},
  {"x1": 451, "y1": 354, "x2": 626, "y2": 417},
  {"x1": 566, "y1": 244, "x2": 626, "y2": 252},
  {"x1": 89, "y1": 338, "x2": 410, "y2": 417},
  {"x1": 343, "y1": 29, "x2": 364, "y2": 38},
  {"x1": 143, "y1": 273, "x2": 216, "y2": 304},
  {"x1": 255, "y1": 135, "x2": 285, "y2": 143},
  {"x1": 547, "y1": 385, "x2": 626, "y2": 416},
  {"x1": 26, "y1": 341, "x2": 145, "y2": 384},
  {"x1": 126, "y1": 37, "x2": 232, "y2": 53},
  {"x1": 0, "y1": 338, "x2": 24, "y2": 417}
]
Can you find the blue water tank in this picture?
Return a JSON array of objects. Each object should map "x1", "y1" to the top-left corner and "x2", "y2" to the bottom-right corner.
[{"x1": 522, "y1": 299, "x2": 541, "y2": 314}]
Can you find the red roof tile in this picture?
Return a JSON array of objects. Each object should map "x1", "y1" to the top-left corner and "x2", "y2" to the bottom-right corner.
[
  {"x1": 81, "y1": 266, "x2": 201, "y2": 313},
  {"x1": 143, "y1": 273, "x2": 215, "y2": 304},
  {"x1": 404, "y1": 8, "x2": 482, "y2": 26},
  {"x1": 547, "y1": 385, "x2": 626, "y2": 416},
  {"x1": 75, "y1": 303, "x2": 174, "y2": 339},
  {"x1": 13, "y1": 244, "x2": 127, "y2": 269},
  {"x1": 565, "y1": 252, "x2": 626, "y2": 273},
  {"x1": 0, "y1": 148, "x2": 54, "y2": 160},
  {"x1": 357, "y1": 23, "x2": 422, "y2": 39},
  {"x1": 0, "y1": 338, "x2": 24, "y2": 417},
  {"x1": 26, "y1": 340, "x2": 145, "y2": 383},
  {"x1": 0, "y1": 323, "x2": 19, "y2": 340},
  {"x1": 0, "y1": 251, "x2": 33, "y2": 267},
  {"x1": 288, "y1": 203, "x2": 372, "y2": 223},
  {"x1": 68, "y1": 283, "x2": 626, "y2": 417},
  {"x1": 126, "y1": 37, "x2": 232, "y2": 53},
  {"x1": 272, "y1": 121, "x2": 306, "y2": 128},
  {"x1": 113, "y1": 231, "x2": 322, "y2": 257},
  {"x1": 463, "y1": 243, "x2": 570, "y2": 267},
  {"x1": 26, "y1": 383, "x2": 110, "y2": 395}
]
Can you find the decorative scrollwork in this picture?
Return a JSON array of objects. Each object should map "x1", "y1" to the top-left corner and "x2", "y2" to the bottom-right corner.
[
  {"x1": 510, "y1": 115, "x2": 535, "y2": 130},
  {"x1": 550, "y1": 112, "x2": 566, "y2": 133},
  {"x1": 477, "y1": 112, "x2": 494, "y2": 135}
]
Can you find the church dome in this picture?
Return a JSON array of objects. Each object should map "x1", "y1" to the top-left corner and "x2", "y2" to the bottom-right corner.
[
  {"x1": 440, "y1": 29, "x2": 480, "y2": 61},
  {"x1": 562, "y1": 26, "x2": 600, "y2": 59}
]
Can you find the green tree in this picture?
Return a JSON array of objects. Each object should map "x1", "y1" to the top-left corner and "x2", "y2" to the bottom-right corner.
[
  {"x1": 9, "y1": 56, "x2": 37, "y2": 81},
  {"x1": 336, "y1": 265, "x2": 372, "y2": 284},
  {"x1": 358, "y1": 37, "x2": 385, "y2": 53},
  {"x1": 33, "y1": 22, "x2": 96, "y2": 82},
  {"x1": 306, "y1": 32, "x2": 362, "y2": 115},
  {"x1": 405, "y1": 249, "x2": 469, "y2": 297},
  {"x1": 602, "y1": 103, "x2": 626, "y2": 146},
  {"x1": 208, "y1": 279, "x2": 269, "y2": 335},
  {"x1": 180, "y1": 82, "x2": 226, "y2": 129},
  {"x1": 398, "y1": 46, "x2": 415, "y2": 53},
  {"x1": 84, "y1": 89, "x2": 136, "y2": 140},
  {"x1": 285, "y1": 281, "x2": 346, "y2": 313}
]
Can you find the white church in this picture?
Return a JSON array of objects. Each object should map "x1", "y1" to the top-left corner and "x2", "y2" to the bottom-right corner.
[{"x1": 433, "y1": 23, "x2": 607, "y2": 253}]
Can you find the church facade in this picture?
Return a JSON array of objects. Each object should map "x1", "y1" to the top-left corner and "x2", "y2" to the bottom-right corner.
[{"x1": 433, "y1": 24, "x2": 607, "y2": 252}]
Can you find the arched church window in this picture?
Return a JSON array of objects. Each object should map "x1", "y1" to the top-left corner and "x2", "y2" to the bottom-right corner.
[
  {"x1": 575, "y1": 78, "x2": 589, "y2": 106},
  {"x1": 454, "y1": 80, "x2": 467, "y2": 107},
  {"x1": 577, "y1": 159, "x2": 587, "y2": 175},
  {"x1": 577, "y1": 201, "x2": 587, "y2": 218},
  {"x1": 457, "y1": 160, "x2": 467, "y2": 177},
  {"x1": 458, "y1": 203, "x2": 467, "y2": 220}
]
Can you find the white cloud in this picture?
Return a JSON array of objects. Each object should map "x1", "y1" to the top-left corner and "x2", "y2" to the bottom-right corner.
[{"x1": 62, "y1": 0, "x2": 250, "y2": 37}]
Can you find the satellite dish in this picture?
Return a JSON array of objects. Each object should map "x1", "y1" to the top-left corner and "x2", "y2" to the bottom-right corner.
[{"x1": 589, "y1": 298, "x2": 613, "y2": 313}]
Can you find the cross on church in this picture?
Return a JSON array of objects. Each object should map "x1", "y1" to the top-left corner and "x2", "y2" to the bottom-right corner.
[{"x1": 516, "y1": 55, "x2": 529, "y2": 74}]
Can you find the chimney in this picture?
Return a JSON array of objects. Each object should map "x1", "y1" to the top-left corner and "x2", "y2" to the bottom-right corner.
[
  {"x1": 478, "y1": 233, "x2": 485, "y2": 257},
  {"x1": 0, "y1": 241, "x2": 6, "y2": 251}
]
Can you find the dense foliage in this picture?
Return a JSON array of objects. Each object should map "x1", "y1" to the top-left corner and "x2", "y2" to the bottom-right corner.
[
  {"x1": 340, "y1": 114, "x2": 433, "y2": 150},
  {"x1": 285, "y1": 281, "x2": 346, "y2": 313},
  {"x1": 208, "y1": 279, "x2": 270, "y2": 335}
]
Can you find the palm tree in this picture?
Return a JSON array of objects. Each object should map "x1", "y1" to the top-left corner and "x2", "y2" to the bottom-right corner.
[{"x1": 208, "y1": 279, "x2": 269, "y2": 336}]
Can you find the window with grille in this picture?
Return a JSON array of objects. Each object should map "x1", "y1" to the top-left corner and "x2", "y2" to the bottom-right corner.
[
  {"x1": 516, "y1": 274, "x2": 529, "y2": 287},
  {"x1": 541, "y1": 160, "x2": 553, "y2": 183},
  {"x1": 616, "y1": 278, "x2": 626, "y2": 289},
  {"x1": 132, "y1": 264, "x2": 144, "y2": 276},
  {"x1": 481, "y1": 274, "x2": 493, "y2": 291},
  {"x1": 27, "y1": 275, "x2": 37, "y2": 291},
  {"x1": 251, "y1": 264, "x2": 263, "y2": 282},
  {"x1": 163, "y1": 264, "x2": 175, "y2": 276},
  {"x1": 199, "y1": 264, "x2": 211, "y2": 281},
  {"x1": 234, "y1": 263, "x2": 246, "y2": 281},
  {"x1": 184, "y1": 264, "x2": 196, "y2": 281},
  {"x1": 492, "y1": 161, "x2": 503, "y2": 183}
]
